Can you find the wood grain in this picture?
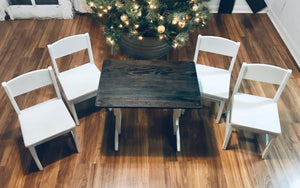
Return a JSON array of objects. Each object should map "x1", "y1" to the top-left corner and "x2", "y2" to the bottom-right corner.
[
  {"x1": 0, "y1": 14, "x2": 299, "y2": 188},
  {"x1": 96, "y1": 60, "x2": 201, "y2": 108}
]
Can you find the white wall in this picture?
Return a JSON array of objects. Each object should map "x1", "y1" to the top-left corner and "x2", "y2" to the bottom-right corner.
[{"x1": 265, "y1": 0, "x2": 300, "y2": 67}]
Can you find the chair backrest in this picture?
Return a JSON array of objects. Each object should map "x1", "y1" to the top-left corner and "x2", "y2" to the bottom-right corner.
[
  {"x1": 47, "y1": 33, "x2": 95, "y2": 76},
  {"x1": 232, "y1": 62, "x2": 292, "y2": 102},
  {"x1": 193, "y1": 35, "x2": 240, "y2": 73},
  {"x1": 2, "y1": 67, "x2": 61, "y2": 115}
]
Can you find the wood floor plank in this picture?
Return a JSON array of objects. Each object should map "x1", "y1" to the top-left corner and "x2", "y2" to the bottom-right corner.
[{"x1": 0, "y1": 13, "x2": 299, "y2": 188}]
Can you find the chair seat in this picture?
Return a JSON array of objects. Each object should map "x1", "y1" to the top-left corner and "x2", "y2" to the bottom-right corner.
[
  {"x1": 231, "y1": 93, "x2": 281, "y2": 134},
  {"x1": 196, "y1": 64, "x2": 231, "y2": 100},
  {"x1": 19, "y1": 98, "x2": 76, "y2": 147},
  {"x1": 58, "y1": 63, "x2": 101, "y2": 101}
]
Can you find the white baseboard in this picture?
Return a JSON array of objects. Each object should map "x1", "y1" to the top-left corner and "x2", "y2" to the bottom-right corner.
[
  {"x1": 267, "y1": 9, "x2": 300, "y2": 68},
  {"x1": 6, "y1": 2, "x2": 73, "y2": 20},
  {"x1": 209, "y1": 4, "x2": 268, "y2": 13}
]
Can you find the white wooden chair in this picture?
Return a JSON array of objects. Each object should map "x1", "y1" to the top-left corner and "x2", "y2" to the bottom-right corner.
[
  {"x1": 47, "y1": 33, "x2": 101, "y2": 125},
  {"x1": 222, "y1": 63, "x2": 291, "y2": 159},
  {"x1": 194, "y1": 35, "x2": 240, "y2": 123},
  {"x1": 2, "y1": 67, "x2": 81, "y2": 170}
]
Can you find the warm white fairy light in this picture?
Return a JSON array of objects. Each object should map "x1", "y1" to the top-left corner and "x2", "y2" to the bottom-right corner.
[
  {"x1": 172, "y1": 17, "x2": 179, "y2": 25},
  {"x1": 131, "y1": 30, "x2": 138, "y2": 34},
  {"x1": 89, "y1": 2, "x2": 95, "y2": 7},
  {"x1": 134, "y1": 24, "x2": 139, "y2": 29},
  {"x1": 99, "y1": 5, "x2": 103, "y2": 9},
  {"x1": 133, "y1": 4, "x2": 139, "y2": 10},
  {"x1": 159, "y1": 35, "x2": 164, "y2": 40},
  {"x1": 138, "y1": 12, "x2": 142, "y2": 16},
  {"x1": 125, "y1": 21, "x2": 130, "y2": 25},
  {"x1": 194, "y1": 17, "x2": 200, "y2": 22},
  {"x1": 119, "y1": 24, "x2": 123, "y2": 28},
  {"x1": 107, "y1": 37, "x2": 115, "y2": 45},
  {"x1": 196, "y1": 13, "x2": 199, "y2": 16},
  {"x1": 98, "y1": 13, "x2": 103, "y2": 17},
  {"x1": 103, "y1": 9, "x2": 108, "y2": 13},
  {"x1": 107, "y1": 6, "x2": 112, "y2": 10},
  {"x1": 138, "y1": 36, "x2": 143, "y2": 40},
  {"x1": 173, "y1": 43, "x2": 178, "y2": 48}
]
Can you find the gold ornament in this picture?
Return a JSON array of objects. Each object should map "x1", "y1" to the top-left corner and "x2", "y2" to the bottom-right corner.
[
  {"x1": 157, "y1": 25, "x2": 165, "y2": 33},
  {"x1": 120, "y1": 14, "x2": 128, "y2": 22},
  {"x1": 178, "y1": 21, "x2": 186, "y2": 28},
  {"x1": 192, "y1": 4, "x2": 198, "y2": 11}
]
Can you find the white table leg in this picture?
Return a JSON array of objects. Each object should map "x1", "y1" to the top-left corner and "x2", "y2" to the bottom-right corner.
[
  {"x1": 113, "y1": 108, "x2": 122, "y2": 151},
  {"x1": 173, "y1": 109, "x2": 183, "y2": 152}
]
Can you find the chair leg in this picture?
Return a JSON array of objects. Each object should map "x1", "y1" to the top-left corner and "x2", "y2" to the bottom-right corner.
[
  {"x1": 216, "y1": 100, "x2": 225, "y2": 123},
  {"x1": 173, "y1": 109, "x2": 181, "y2": 135},
  {"x1": 262, "y1": 135, "x2": 277, "y2": 159},
  {"x1": 28, "y1": 146, "x2": 43, "y2": 171},
  {"x1": 68, "y1": 102, "x2": 79, "y2": 126},
  {"x1": 222, "y1": 122, "x2": 233, "y2": 149},
  {"x1": 113, "y1": 108, "x2": 122, "y2": 151},
  {"x1": 173, "y1": 109, "x2": 182, "y2": 152},
  {"x1": 176, "y1": 127, "x2": 181, "y2": 152},
  {"x1": 71, "y1": 129, "x2": 81, "y2": 153}
]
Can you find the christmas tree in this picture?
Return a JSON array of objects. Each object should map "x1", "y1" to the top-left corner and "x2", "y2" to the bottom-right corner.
[{"x1": 87, "y1": 0, "x2": 210, "y2": 53}]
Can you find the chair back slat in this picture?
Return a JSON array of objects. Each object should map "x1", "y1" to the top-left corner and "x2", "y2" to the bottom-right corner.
[
  {"x1": 2, "y1": 67, "x2": 61, "y2": 114},
  {"x1": 193, "y1": 35, "x2": 240, "y2": 73},
  {"x1": 48, "y1": 33, "x2": 88, "y2": 59},
  {"x1": 47, "y1": 33, "x2": 95, "y2": 75},
  {"x1": 243, "y1": 63, "x2": 292, "y2": 85},
  {"x1": 4, "y1": 69, "x2": 53, "y2": 97},
  {"x1": 232, "y1": 63, "x2": 292, "y2": 101}
]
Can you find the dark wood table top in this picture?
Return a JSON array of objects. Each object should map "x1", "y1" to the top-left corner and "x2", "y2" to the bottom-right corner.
[{"x1": 95, "y1": 59, "x2": 201, "y2": 109}]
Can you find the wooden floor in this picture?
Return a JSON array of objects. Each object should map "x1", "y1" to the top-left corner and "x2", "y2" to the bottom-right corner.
[{"x1": 0, "y1": 14, "x2": 300, "y2": 188}]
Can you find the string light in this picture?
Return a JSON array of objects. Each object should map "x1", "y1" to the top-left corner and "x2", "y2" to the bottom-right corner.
[
  {"x1": 119, "y1": 24, "x2": 123, "y2": 28},
  {"x1": 98, "y1": 13, "x2": 103, "y2": 17},
  {"x1": 99, "y1": 5, "x2": 103, "y2": 9},
  {"x1": 89, "y1": 2, "x2": 95, "y2": 7},
  {"x1": 134, "y1": 24, "x2": 139, "y2": 29},
  {"x1": 159, "y1": 16, "x2": 164, "y2": 20},
  {"x1": 159, "y1": 35, "x2": 164, "y2": 40},
  {"x1": 107, "y1": 6, "x2": 112, "y2": 10},
  {"x1": 138, "y1": 36, "x2": 143, "y2": 40},
  {"x1": 103, "y1": 9, "x2": 108, "y2": 13},
  {"x1": 194, "y1": 17, "x2": 200, "y2": 22},
  {"x1": 173, "y1": 43, "x2": 178, "y2": 48},
  {"x1": 125, "y1": 21, "x2": 130, "y2": 25},
  {"x1": 133, "y1": 4, "x2": 139, "y2": 10},
  {"x1": 172, "y1": 17, "x2": 179, "y2": 25}
]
